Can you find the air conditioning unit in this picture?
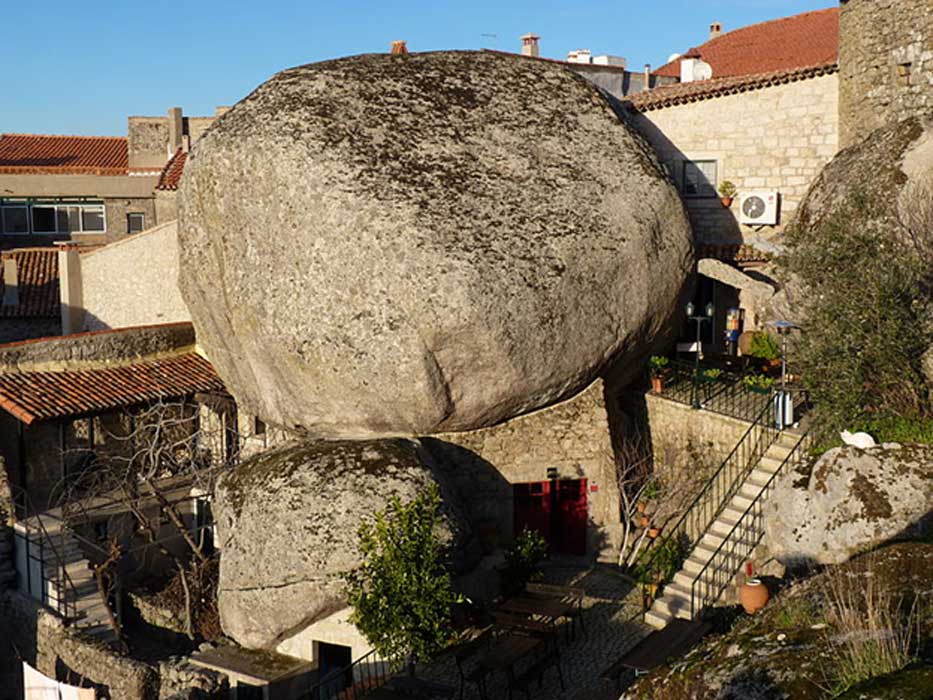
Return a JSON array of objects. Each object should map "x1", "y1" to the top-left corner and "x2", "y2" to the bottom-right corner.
[{"x1": 738, "y1": 191, "x2": 780, "y2": 226}]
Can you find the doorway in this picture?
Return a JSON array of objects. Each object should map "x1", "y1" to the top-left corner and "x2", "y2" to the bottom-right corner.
[
  {"x1": 513, "y1": 478, "x2": 587, "y2": 556},
  {"x1": 315, "y1": 642, "x2": 353, "y2": 698}
]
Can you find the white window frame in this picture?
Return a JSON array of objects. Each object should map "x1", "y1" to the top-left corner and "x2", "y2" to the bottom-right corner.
[
  {"x1": 682, "y1": 159, "x2": 719, "y2": 199},
  {"x1": 0, "y1": 201, "x2": 107, "y2": 235}
]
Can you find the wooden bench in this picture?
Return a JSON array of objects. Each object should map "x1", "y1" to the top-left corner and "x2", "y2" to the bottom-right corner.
[
  {"x1": 491, "y1": 610, "x2": 554, "y2": 638},
  {"x1": 602, "y1": 619, "x2": 712, "y2": 690}
]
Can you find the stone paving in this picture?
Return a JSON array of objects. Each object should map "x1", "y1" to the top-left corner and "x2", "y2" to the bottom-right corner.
[{"x1": 418, "y1": 563, "x2": 651, "y2": 699}]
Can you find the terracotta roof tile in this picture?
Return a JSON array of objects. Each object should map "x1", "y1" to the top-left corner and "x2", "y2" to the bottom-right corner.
[
  {"x1": 0, "y1": 134, "x2": 128, "y2": 176},
  {"x1": 628, "y1": 63, "x2": 837, "y2": 111},
  {"x1": 0, "y1": 248, "x2": 60, "y2": 319},
  {"x1": 655, "y1": 8, "x2": 838, "y2": 79},
  {"x1": 156, "y1": 149, "x2": 187, "y2": 190},
  {"x1": 0, "y1": 353, "x2": 223, "y2": 424},
  {"x1": 698, "y1": 243, "x2": 773, "y2": 264}
]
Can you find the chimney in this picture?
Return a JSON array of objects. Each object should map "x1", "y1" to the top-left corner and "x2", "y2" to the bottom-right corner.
[
  {"x1": 57, "y1": 242, "x2": 85, "y2": 334},
  {"x1": 390, "y1": 40, "x2": 408, "y2": 54},
  {"x1": 521, "y1": 33, "x2": 540, "y2": 58},
  {"x1": 680, "y1": 49, "x2": 712, "y2": 82},
  {"x1": 709, "y1": 22, "x2": 723, "y2": 40},
  {"x1": 168, "y1": 107, "x2": 184, "y2": 154},
  {"x1": 644, "y1": 63, "x2": 651, "y2": 91},
  {"x1": 2, "y1": 257, "x2": 18, "y2": 307}
]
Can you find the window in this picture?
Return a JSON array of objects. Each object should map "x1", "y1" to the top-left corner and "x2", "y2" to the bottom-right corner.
[
  {"x1": 127, "y1": 212, "x2": 145, "y2": 234},
  {"x1": 0, "y1": 201, "x2": 106, "y2": 234},
  {"x1": 1, "y1": 206, "x2": 28, "y2": 234},
  {"x1": 682, "y1": 160, "x2": 718, "y2": 198}
]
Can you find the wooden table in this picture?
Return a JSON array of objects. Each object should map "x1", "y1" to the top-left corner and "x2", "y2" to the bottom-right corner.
[
  {"x1": 499, "y1": 596, "x2": 577, "y2": 621},
  {"x1": 602, "y1": 619, "x2": 711, "y2": 689},
  {"x1": 477, "y1": 634, "x2": 542, "y2": 673}
]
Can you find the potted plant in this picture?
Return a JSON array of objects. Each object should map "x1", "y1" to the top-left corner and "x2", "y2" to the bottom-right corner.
[
  {"x1": 718, "y1": 180, "x2": 737, "y2": 208},
  {"x1": 743, "y1": 374, "x2": 775, "y2": 394},
  {"x1": 648, "y1": 355, "x2": 670, "y2": 393},
  {"x1": 699, "y1": 367, "x2": 723, "y2": 383},
  {"x1": 747, "y1": 331, "x2": 782, "y2": 369}
]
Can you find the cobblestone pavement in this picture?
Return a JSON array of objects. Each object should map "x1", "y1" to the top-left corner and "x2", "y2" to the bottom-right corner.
[{"x1": 418, "y1": 564, "x2": 651, "y2": 700}]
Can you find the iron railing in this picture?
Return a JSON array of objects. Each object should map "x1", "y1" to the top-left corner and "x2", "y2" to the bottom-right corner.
[
  {"x1": 689, "y1": 431, "x2": 812, "y2": 617},
  {"x1": 298, "y1": 648, "x2": 402, "y2": 700},
  {"x1": 654, "y1": 359, "x2": 773, "y2": 423},
  {"x1": 639, "y1": 399, "x2": 780, "y2": 596},
  {"x1": 11, "y1": 486, "x2": 80, "y2": 622}
]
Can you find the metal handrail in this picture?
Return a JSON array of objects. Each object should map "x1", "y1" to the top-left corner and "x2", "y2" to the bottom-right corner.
[
  {"x1": 689, "y1": 431, "x2": 811, "y2": 617},
  {"x1": 299, "y1": 647, "x2": 402, "y2": 700},
  {"x1": 639, "y1": 399, "x2": 779, "y2": 593},
  {"x1": 11, "y1": 486, "x2": 81, "y2": 622}
]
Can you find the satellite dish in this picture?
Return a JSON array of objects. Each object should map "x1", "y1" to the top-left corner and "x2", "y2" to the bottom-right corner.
[
  {"x1": 693, "y1": 58, "x2": 713, "y2": 80},
  {"x1": 667, "y1": 53, "x2": 682, "y2": 64}
]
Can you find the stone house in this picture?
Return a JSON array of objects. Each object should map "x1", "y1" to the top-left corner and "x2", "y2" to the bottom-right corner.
[
  {"x1": 624, "y1": 7, "x2": 841, "y2": 345},
  {"x1": 0, "y1": 107, "x2": 218, "y2": 249}
]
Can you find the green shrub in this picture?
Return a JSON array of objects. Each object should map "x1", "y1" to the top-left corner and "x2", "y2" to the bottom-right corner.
[
  {"x1": 718, "y1": 180, "x2": 737, "y2": 198},
  {"x1": 747, "y1": 331, "x2": 781, "y2": 361},
  {"x1": 648, "y1": 355, "x2": 670, "y2": 378},
  {"x1": 743, "y1": 374, "x2": 775, "y2": 392},
  {"x1": 782, "y1": 194, "x2": 933, "y2": 438},
  {"x1": 343, "y1": 484, "x2": 458, "y2": 665},
  {"x1": 630, "y1": 534, "x2": 690, "y2": 586},
  {"x1": 500, "y1": 529, "x2": 548, "y2": 597}
]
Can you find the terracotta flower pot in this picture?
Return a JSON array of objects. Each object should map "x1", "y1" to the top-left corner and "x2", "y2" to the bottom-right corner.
[
  {"x1": 651, "y1": 376, "x2": 664, "y2": 394},
  {"x1": 638, "y1": 515, "x2": 651, "y2": 528},
  {"x1": 739, "y1": 578, "x2": 770, "y2": 614},
  {"x1": 648, "y1": 527, "x2": 661, "y2": 539},
  {"x1": 636, "y1": 502, "x2": 648, "y2": 514},
  {"x1": 721, "y1": 196, "x2": 734, "y2": 208}
]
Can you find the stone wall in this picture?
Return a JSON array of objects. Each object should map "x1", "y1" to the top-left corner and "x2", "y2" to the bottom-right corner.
[
  {"x1": 0, "y1": 590, "x2": 159, "y2": 700},
  {"x1": 0, "y1": 321, "x2": 194, "y2": 373},
  {"x1": 424, "y1": 379, "x2": 622, "y2": 559},
  {"x1": 630, "y1": 73, "x2": 839, "y2": 244},
  {"x1": 155, "y1": 192, "x2": 178, "y2": 225},
  {"x1": 839, "y1": 0, "x2": 933, "y2": 147},
  {"x1": 80, "y1": 222, "x2": 191, "y2": 332},
  {"x1": 645, "y1": 393, "x2": 752, "y2": 471},
  {"x1": 102, "y1": 196, "x2": 158, "y2": 240}
]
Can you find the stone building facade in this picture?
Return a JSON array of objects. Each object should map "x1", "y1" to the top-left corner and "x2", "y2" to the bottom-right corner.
[
  {"x1": 628, "y1": 70, "x2": 840, "y2": 244},
  {"x1": 839, "y1": 0, "x2": 933, "y2": 147}
]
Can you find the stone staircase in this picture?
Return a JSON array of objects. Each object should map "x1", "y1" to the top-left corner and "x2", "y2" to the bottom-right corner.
[
  {"x1": 645, "y1": 430, "x2": 803, "y2": 629},
  {"x1": 17, "y1": 514, "x2": 118, "y2": 643}
]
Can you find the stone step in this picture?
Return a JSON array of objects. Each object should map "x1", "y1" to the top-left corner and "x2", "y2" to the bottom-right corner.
[{"x1": 644, "y1": 609, "x2": 671, "y2": 630}]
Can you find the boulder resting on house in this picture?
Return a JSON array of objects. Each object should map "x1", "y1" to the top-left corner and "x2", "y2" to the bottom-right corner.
[
  {"x1": 762, "y1": 444, "x2": 933, "y2": 567},
  {"x1": 178, "y1": 50, "x2": 693, "y2": 438},
  {"x1": 213, "y1": 438, "x2": 473, "y2": 649}
]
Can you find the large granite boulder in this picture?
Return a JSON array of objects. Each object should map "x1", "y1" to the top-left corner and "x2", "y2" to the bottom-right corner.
[
  {"x1": 778, "y1": 116, "x2": 933, "y2": 317},
  {"x1": 213, "y1": 438, "x2": 472, "y2": 649},
  {"x1": 178, "y1": 50, "x2": 692, "y2": 439},
  {"x1": 763, "y1": 444, "x2": 932, "y2": 567}
]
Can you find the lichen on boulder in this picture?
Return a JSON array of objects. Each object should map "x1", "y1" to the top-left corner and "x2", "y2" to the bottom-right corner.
[
  {"x1": 178, "y1": 50, "x2": 693, "y2": 439},
  {"x1": 763, "y1": 444, "x2": 932, "y2": 567},
  {"x1": 213, "y1": 438, "x2": 473, "y2": 649}
]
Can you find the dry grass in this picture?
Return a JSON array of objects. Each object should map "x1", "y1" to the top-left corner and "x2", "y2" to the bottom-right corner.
[{"x1": 820, "y1": 561, "x2": 921, "y2": 697}]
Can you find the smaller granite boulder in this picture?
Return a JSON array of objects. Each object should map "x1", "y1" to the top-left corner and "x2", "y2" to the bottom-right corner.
[
  {"x1": 214, "y1": 438, "x2": 472, "y2": 649},
  {"x1": 763, "y1": 444, "x2": 932, "y2": 567}
]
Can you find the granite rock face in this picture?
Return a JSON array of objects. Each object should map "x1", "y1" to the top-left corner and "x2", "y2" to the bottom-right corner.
[
  {"x1": 178, "y1": 50, "x2": 692, "y2": 438},
  {"x1": 763, "y1": 444, "x2": 933, "y2": 567},
  {"x1": 213, "y1": 438, "x2": 472, "y2": 649}
]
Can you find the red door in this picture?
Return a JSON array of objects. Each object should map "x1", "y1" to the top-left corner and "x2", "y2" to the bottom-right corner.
[
  {"x1": 513, "y1": 481, "x2": 552, "y2": 543},
  {"x1": 554, "y1": 479, "x2": 588, "y2": 556}
]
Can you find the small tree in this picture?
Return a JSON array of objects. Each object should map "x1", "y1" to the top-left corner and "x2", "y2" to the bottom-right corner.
[{"x1": 344, "y1": 484, "x2": 457, "y2": 674}]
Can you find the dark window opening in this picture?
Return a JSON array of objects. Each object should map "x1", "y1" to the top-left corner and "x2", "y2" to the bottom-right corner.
[
  {"x1": 127, "y1": 212, "x2": 145, "y2": 234},
  {"x1": 682, "y1": 160, "x2": 718, "y2": 198}
]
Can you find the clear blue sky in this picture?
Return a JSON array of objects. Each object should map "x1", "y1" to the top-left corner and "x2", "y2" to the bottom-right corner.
[{"x1": 2, "y1": 0, "x2": 834, "y2": 136}]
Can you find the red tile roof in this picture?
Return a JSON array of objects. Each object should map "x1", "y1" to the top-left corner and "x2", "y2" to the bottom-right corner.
[
  {"x1": 0, "y1": 248, "x2": 60, "y2": 319},
  {"x1": 654, "y1": 8, "x2": 838, "y2": 79},
  {"x1": 698, "y1": 243, "x2": 773, "y2": 264},
  {"x1": 156, "y1": 149, "x2": 187, "y2": 190},
  {"x1": 628, "y1": 63, "x2": 838, "y2": 112},
  {"x1": 0, "y1": 353, "x2": 222, "y2": 424},
  {"x1": 0, "y1": 134, "x2": 129, "y2": 176}
]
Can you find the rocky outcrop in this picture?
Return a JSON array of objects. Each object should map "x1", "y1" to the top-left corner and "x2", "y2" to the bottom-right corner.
[
  {"x1": 213, "y1": 438, "x2": 473, "y2": 649},
  {"x1": 178, "y1": 50, "x2": 693, "y2": 439},
  {"x1": 763, "y1": 444, "x2": 932, "y2": 567},
  {"x1": 625, "y1": 542, "x2": 933, "y2": 700}
]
